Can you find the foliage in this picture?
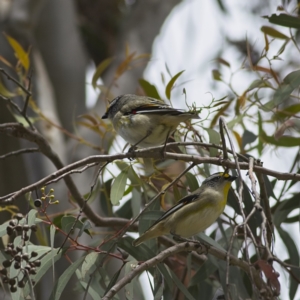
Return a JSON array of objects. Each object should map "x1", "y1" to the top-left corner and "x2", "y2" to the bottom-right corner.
[{"x1": 0, "y1": 4, "x2": 300, "y2": 300}]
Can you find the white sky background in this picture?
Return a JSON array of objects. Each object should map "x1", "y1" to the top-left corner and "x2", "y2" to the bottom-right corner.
[{"x1": 88, "y1": 0, "x2": 300, "y2": 298}]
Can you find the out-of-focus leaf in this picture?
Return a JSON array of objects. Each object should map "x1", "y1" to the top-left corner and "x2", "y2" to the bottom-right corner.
[
  {"x1": 273, "y1": 194, "x2": 299, "y2": 227},
  {"x1": 49, "y1": 255, "x2": 86, "y2": 300},
  {"x1": 217, "y1": 57, "x2": 230, "y2": 67},
  {"x1": 115, "y1": 198, "x2": 133, "y2": 219},
  {"x1": 103, "y1": 263, "x2": 124, "y2": 298},
  {"x1": 263, "y1": 14, "x2": 300, "y2": 29},
  {"x1": 165, "y1": 70, "x2": 185, "y2": 100},
  {"x1": 227, "y1": 114, "x2": 243, "y2": 129},
  {"x1": 0, "y1": 79, "x2": 16, "y2": 97},
  {"x1": 110, "y1": 170, "x2": 128, "y2": 205},
  {"x1": 277, "y1": 228, "x2": 300, "y2": 299},
  {"x1": 242, "y1": 130, "x2": 257, "y2": 148},
  {"x1": 247, "y1": 79, "x2": 271, "y2": 91},
  {"x1": 118, "y1": 236, "x2": 156, "y2": 262},
  {"x1": 168, "y1": 268, "x2": 196, "y2": 300},
  {"x1": 190, "y1": 258, "x2": 218, "y2": 286},
  {"x1": 264, "y1": 70, "x2": 300, "y2": 110},
  {"x1": 139, "y1": 79, "x2": 161, "y2": 99},
  {"x1": 243, "y1": 182, "x2": 262, "y2": 234},
  {"x1": 273, "y1": 103, "x2": 300, "y2": 120},
  {"x1": 260, "y1": 128, "x2": 300, "y2": 147},
  {"x1": 261, "y1": 26, "x2": 289, "y2": 39},
  {"x1": 205, "y1": 128, "x2": 220, "y2": 157},
  {"x1": 257, "y1": 112, "x2": 263, "y2": 155},
  {"x1": 124, "y1": 261, "x2": 136, "y2": 300},
  {"x1": 5, "y1": 34, "x2": 30, "y2": 71},
  {"x1": 185, "y1": 172, "x2": 199, "y2": 191},
  {"x1": 212, "y1": 69, "x2": 222, "y2": 81},
  {"x1": 210, "y1": 101, "x2": 231, "y2": 127},
  {"x1": 92, "y1": 57, "x2": 114, "y2": 89},
  {"x1": 274, "y1": 118, "x2": 300, "y2": 139},
  {"x1": 232, "y1": 130, "x2": 242, "y2": 151}
]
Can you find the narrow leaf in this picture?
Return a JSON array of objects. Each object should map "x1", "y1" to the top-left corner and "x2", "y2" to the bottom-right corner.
[
  {"x1": 165, "y1": 70, "x2": 185, "y2": 100},
  {"x1": 92, "y1": 57, "x2": 114, "y2": 89},
  {"x1": 205, "y1": 128, "x2": 220, "y2": 157},
  {"x1": 264, "y1": 14, "x2": 300, "y2": 29},
  {"x1": 49, "y1": 256, "x2": 86, "y2": 300},
  {"x1": 261, "y1": 26, "x2": 289, "y2": 39}
]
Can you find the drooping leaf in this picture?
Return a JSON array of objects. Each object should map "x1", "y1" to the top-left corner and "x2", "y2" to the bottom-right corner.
[
  {"x1": 185, "y1": 172, "x2": 199, "y2": 192},
  {"x1": 264, "y1": 70, "x2": 300, "y2": 110},
  {"x1": 263, "y1": 14, "x2": 300, "y2": 29},
  {"x1": 260, "y1": 128, "x2": 300, "y2": 147},
  {"x1": 165, "y1": 70, "x2": 185, "y2": 100},
  {"x1": 260, "y1": 26, "x2": 289, "y2": 39},
  {"x1": 5, "y1": 33, "x2": 30, "y2": 71},
  {"x1": 273, "y1": 194, "x2": 299, "y2": 227},
  {"x1": 110, "y1": 169, "x2": 128, "y2": 205},
  {"x1": 139, "y1": 79, "x2": 161, "y2": 99},
  {"x1": 23, "y1": 247, "x2": 62, "y2": 297},
  {"x1": 204, "y1": 128, "x2": 220, "y2": 157},
  {"x1": 49, "y1": 255, "x2": 86, "y2": 300},
  {"x1": 92, "y1": 57, "x2": 114, "y2": 89}
]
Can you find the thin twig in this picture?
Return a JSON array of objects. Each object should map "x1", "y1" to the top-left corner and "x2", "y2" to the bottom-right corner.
[{"x1": 0, "y1": 147, "x2": 39, "y2": 159}]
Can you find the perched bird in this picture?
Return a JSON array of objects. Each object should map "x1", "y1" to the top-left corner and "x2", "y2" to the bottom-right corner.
[
  {"x1": 101, "y1": 94, "x2": 200, "y2": 149},
  {"x1": 133, "y1": 172, "x2": 237, "y2": 246}
]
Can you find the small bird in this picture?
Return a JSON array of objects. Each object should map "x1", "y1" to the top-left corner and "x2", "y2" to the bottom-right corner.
[
  {"x1": 101, "y1": 94, "x2": 200, "y2": 149},
  {"x1": 133, "y1": 172, "x2": 237, "y2": 246}
]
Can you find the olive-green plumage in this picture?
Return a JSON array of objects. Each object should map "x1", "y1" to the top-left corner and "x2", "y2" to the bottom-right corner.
[
  {"x1": 102, "y1": 94, "x2": 200, "y2": 148},
  {"x1": 133, "y1": 172, "x2": 237, "y2": 246}
]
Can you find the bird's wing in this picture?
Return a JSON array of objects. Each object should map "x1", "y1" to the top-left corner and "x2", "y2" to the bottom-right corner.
[{"x1": 147, "y1": 192, "x2": 202, "y2": 229}]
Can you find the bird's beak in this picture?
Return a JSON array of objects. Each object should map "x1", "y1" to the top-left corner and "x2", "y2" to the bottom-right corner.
[{"x1": 101, "y1": 112, "x2": 108, "y2": 119}]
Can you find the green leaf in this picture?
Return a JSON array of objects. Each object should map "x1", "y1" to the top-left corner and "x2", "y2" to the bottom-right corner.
[
  {"x1": 49, "y1": 255, "x2": 86, "y2": 300},
  {"x1": 61, "y1": 216, "x2": 91, "y2": 237},
  {"x1": 168, "y1": 268, "x2": 196, "y2": 300},
  {"x1": 190, "y1": 259, "x2": 218, "y2": 286},
  {"x1": 110, "y1": 170, "x2": 128, "y2": 205},
  {"x1": 204, "y1": 128, "x2": 220, "y2": 157},
  {"x1": 103, "y1": 265, "x2": 124, "y2": 298},
  {"x1": 24, "y1": 247, "x2": 62, "y2": 297},
  {"x1": 260, "y1": 26, "x2": 289, "y2": 39},
  {"x1": 92, "y1": 57, "x2": 114, "y2": 89},
  {"x1": 257, "y1": 111, "x2": 263, "y2": 155},
  {"x1": 165, "y1": 70, "x2": 185, "y2": 100},
  {"x1": 260, "y1": 128, "x2": 300, "y2": 147},
  {"x1": 277, "y1": 228, "x2": 300, "y2": 300},
  {"x1": 264, "y1": 70, "x2": 300, "y2": 110},
  {"x1": 263, "y1": 13, "x2": 300, "y2": 29},
  {"x1": 273, "y1": 194, "x2": 300, "y2": 227},
  {"x1": 242, "y1": 130, "x2": 257, "y2": 148},
  {"x1": 81, "y1": 252, "x2": 99, "y2": 279},
  {"x1": 212, "y1": 69, "x2": 222, "y2": 81},
  {"x1": 124, "y1": 261, "x2": 136, "y2": 300},
  {"x1": 247, "y1": 79, "x2": 271, "y2": 91},
  {"x1": 139, "y1": 79, "x2": 161, "y2": 99},
  {"x1": 185, "y1": 172, "x2": 200, "y2": 191}
]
